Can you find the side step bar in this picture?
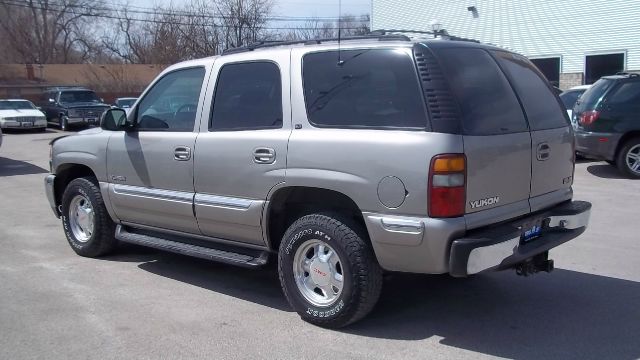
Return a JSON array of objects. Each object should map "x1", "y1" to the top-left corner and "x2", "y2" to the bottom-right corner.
[{"x1": 115, "y1": 225, "x2": 269, "y2": 268}]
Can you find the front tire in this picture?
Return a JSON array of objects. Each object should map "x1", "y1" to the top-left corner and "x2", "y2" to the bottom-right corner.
[
  {"x1": 616, "y1": 138, "x2": 640, "y2": 179},
  {"x1": 61, "y1": 177, "x2": 117, "y2": 257},
  {"x1": 59, "y1": 116, "x2": 68, "y2": 131},
  {"x1": 278, "y1": 213, "x2": 382, "y2": 328}
]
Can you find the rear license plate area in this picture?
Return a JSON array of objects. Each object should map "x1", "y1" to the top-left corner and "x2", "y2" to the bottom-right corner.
[{"x1": 520, "y1": 219, "x2": 543, "y2": 244}]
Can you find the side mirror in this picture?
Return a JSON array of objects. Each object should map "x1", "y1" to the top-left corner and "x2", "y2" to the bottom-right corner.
[{"x1": 101, "y1": 108, "x2": 133, "y2": 131}]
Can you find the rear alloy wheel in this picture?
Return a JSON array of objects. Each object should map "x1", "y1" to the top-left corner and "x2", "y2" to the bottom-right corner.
[
  {"x1": 278, "y1": 213, "x2": 382, "y2": 328},
  {"x1": 616, "y1": 139, "x2": 640, "y2": 179}
]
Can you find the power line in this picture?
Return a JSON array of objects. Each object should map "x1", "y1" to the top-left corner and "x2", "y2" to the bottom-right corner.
[
  {"x1": 0, "y1": 0, "x2": 368, "y2": 30},
  {"x1": 1, "y1": 0, "x2": 369, "y2": 22}
]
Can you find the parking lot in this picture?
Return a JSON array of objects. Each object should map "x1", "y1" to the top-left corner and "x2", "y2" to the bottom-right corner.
[{"x1": 1, "y1": 129, "x2": 639, "y2": 359}]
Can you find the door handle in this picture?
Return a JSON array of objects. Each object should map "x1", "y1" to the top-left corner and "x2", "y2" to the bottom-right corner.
[
  {"x1": 174, "y1": 146, "x2": 191, "y2": 161},
  {"x1": 253, "y1": 147, "x2": 276, "y2": 164},
  {"x1": 536, "y1": 142, "x2": 550, "y2": 161}
]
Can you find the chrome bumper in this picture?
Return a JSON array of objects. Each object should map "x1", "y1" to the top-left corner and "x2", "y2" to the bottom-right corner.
[
  {"x1": 450, "y1": 201, "x2": 592, "y2": 277},
  {"x1": 44, "y1": 174, "x2": 59, "y2": 218}
]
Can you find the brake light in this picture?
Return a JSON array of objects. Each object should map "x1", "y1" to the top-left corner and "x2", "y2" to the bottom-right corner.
[
  {"x1": 579, "y1": 110, "x2": 600, "y2": 126},
  {"x1": 429, "y1": 154, "x2": 466, "y2": 218}
]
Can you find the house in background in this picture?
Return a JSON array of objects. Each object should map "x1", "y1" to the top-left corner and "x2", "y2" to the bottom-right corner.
[{"x1": 371, "y1": 0, "x2": 640, "y2": 89}]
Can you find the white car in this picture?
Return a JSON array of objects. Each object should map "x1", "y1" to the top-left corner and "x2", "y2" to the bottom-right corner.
[
  {"x1": 0, "y1": 99, "x2": 47, "y2": 131},
  {"x1": 559, "y1": 85, "x2": 591, "y2": 127}
]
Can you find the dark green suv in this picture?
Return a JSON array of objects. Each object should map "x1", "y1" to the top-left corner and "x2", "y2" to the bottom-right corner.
[{"x1": 574, "y1": 73, "x2": 640, "y2": 178}]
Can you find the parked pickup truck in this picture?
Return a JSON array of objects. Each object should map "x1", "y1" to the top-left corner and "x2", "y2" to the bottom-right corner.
[
  {"x1": 45, "y1": 34, "x2": 592, "y2": 328},
  {"x1": 40, "y1": 87, "x2": 110, "y2": 131}
]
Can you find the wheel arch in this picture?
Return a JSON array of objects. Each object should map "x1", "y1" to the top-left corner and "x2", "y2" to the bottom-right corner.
[
  {"x1": 264, "y1": 186, "x2": 369, "y2": 251},
  {"x1": 53, "y1": 163, "x2": 98, "y2": 210},
  {"x1": 614, "y1": 131, "x2": 640, "y2": 158}
]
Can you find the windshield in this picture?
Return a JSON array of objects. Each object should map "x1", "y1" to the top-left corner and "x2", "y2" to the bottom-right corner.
[
  {"x1": 575, "y1": 79, "x2": 614, "y2": 111},
  {"x1": 59, "y1": 91, "x2": 100, "y2": 103},
  {"x1": 0, "y1": 100, "x2": 35, "y2": 110},
  {"x1": 116, "y1": 99, "x2": 136, "y2": 108}
]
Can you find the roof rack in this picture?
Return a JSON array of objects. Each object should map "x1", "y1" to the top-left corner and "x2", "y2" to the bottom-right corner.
[
  {"x1": 221, "y1": 34, "x2": 411, "y2": 55},
  {"x1": 372, "y1": 29, "x2": 480, "y2": 43},
  {"x1": 615, "y1": 72, "x2": 639, "y2": 77}
]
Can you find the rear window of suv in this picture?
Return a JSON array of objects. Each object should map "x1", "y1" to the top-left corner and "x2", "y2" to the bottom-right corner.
[
  {"x1": 576, "y1": 78, "x2": 615, "y2": 111},
  {"x1": 302, "y1": 49, "x2": 428, "y2": 129},
  {"x1": 435, "y1": 48, "x2": 528, "y2": 135},
  {"x1": 493, "y1": 51, "x2": 568, "y2": 131}
]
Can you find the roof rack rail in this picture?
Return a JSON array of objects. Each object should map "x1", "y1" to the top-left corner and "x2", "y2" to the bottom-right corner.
[
  {"x1": 222, "y1": 34, "x2": 411, "y2": 55},
  {"x1": 615, "y1": 72, "x2": 639, "y2": 77},
  {"x1": 372, "y1": 29, "x2": 480, "y2": 43}
]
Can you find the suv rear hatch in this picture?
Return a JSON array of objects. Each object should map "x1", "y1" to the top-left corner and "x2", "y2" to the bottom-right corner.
[{"x1": 419, "y1": 43, "x2": 574, "y2": 228}]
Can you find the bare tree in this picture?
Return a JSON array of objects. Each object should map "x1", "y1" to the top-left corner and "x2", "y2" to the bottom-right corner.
[
  {"x1": 217, "y1": 0, "x2": 274, "y2": 49},
  {"x1": 0, "y1": 0, "x2": 106, "y2": 64},
  {"x1": 282, "y1": 14, "x2": 370, "y2": 41}
]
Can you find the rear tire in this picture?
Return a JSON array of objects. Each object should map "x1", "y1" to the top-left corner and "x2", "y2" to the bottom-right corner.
[
  {"x1": 616, "y1": 138, "x2": 640, "y2": 179},
  {"x1": 278, "y1": 213, "x2": 382, "y2": 328},
  {"x1": 61, "y1": 177, "x2": 117, "y2": 257}
]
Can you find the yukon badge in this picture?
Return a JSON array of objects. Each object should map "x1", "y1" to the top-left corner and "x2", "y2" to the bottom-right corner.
[{"x1": 470, "y1": 196, "x2": 500, "y2": 209}]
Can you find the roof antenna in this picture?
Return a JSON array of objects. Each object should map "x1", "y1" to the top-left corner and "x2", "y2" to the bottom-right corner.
[{"x1": 337, "y1": 0, "x2": 344, "y2": 66}]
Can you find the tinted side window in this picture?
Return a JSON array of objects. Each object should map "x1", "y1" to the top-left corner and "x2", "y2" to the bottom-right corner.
[
  {"x1": 436, "y1": 48, "x2": 528, "y2": 135},
  {"x1": 211, "y1": 62, "x2": 282, "y2": 131},
  {"x1": 303, "y1": 49, "x2": 427, "y2": 129},
  {"x1": 136, "y1": 67, "x2": 205, "y2": 131},
  {"x1": 606, "y1": 81, "x2": 640, "y2": 109},
  {"x1": 493, "y1": 51, "x2": 568, "y2": 130}
]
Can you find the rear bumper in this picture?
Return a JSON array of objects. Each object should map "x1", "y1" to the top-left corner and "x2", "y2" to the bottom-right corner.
[
  {"x1": 449, "y1": 200, "x2": 591, "y2": 277},
  {"x1": 574, "y1": 130, "x2": 620, "y2": 160}
]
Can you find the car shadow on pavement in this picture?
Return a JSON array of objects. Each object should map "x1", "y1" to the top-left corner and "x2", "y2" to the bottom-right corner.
[
  {"x1": 102, "y1": 245, "x2": 640, "y2": 359},
  {"x1": 107, "y1": 243, "x2": 291, "y2": 312},
  {"x1": 0, "y1": 157, "x2": 48, "y2": 177},
  {"x1": 347, "y1": 270, "x2": 640, "y2": 359},
  {"x1": 587, "y1": 164, "x2": 628, "y2": 179}
]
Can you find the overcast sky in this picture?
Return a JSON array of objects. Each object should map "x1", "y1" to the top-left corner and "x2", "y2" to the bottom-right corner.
[{"x1": 132, "y1": 0, "x2": 371, "y2": 18}]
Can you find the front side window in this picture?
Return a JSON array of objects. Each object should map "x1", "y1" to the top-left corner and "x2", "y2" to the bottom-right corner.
[
  {"x1": 493, "y1": 51, "x2": 568, "y2": 130},
  {"x1": 136, "y1": 67, "x2": 206, "y2": 131},
  {"x1": 302, "y1": 49, "x2": 427, "y2": 129},
  {"x1": 210, "y1": 62, "x2": 282, "y2": 131},
  {"x1": 436, "y1": 48, "x2": 528, "y2": 135}
]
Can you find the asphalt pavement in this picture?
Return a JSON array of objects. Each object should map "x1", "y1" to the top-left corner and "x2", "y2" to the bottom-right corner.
[{"x1": 1, "y1": 129, "x2": 639, "y2": 359}]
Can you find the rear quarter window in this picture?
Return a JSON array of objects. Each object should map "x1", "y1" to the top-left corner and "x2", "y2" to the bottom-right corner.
[
  {"x1": 435, "y1": 48, "x2": 528, "y2": 135},
  {"x1": 605, "y1": 81, "x2": 640, "y2": 109},
  {"x1": 493, "y1": 51, "x2": 568, "y2": 131},
  {"x1": 302, "y1": 49, "x2": 428, "y2": 129}
]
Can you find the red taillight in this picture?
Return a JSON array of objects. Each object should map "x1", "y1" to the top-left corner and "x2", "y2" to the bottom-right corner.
[
  {"x1": 429, "y1": 154, "x2": 466, "y2": 218},
  {"x1": 579, "y1": 110, "x2": 600, "y2": 126}
]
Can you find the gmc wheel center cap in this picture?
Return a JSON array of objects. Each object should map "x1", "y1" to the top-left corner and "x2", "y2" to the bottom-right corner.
[{"x1": 310, "y1": 259, "x2": 331, "y2": 286}]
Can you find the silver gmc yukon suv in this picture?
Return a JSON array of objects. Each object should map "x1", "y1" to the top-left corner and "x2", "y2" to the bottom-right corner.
[{"x1": 45, "y1": 34, "x2": 592, "y2": 328}]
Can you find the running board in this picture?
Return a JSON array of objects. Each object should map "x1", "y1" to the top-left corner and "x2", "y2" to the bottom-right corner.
[{"x1": 115, "y1": 225, "x2": 269, "y2": 268}]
